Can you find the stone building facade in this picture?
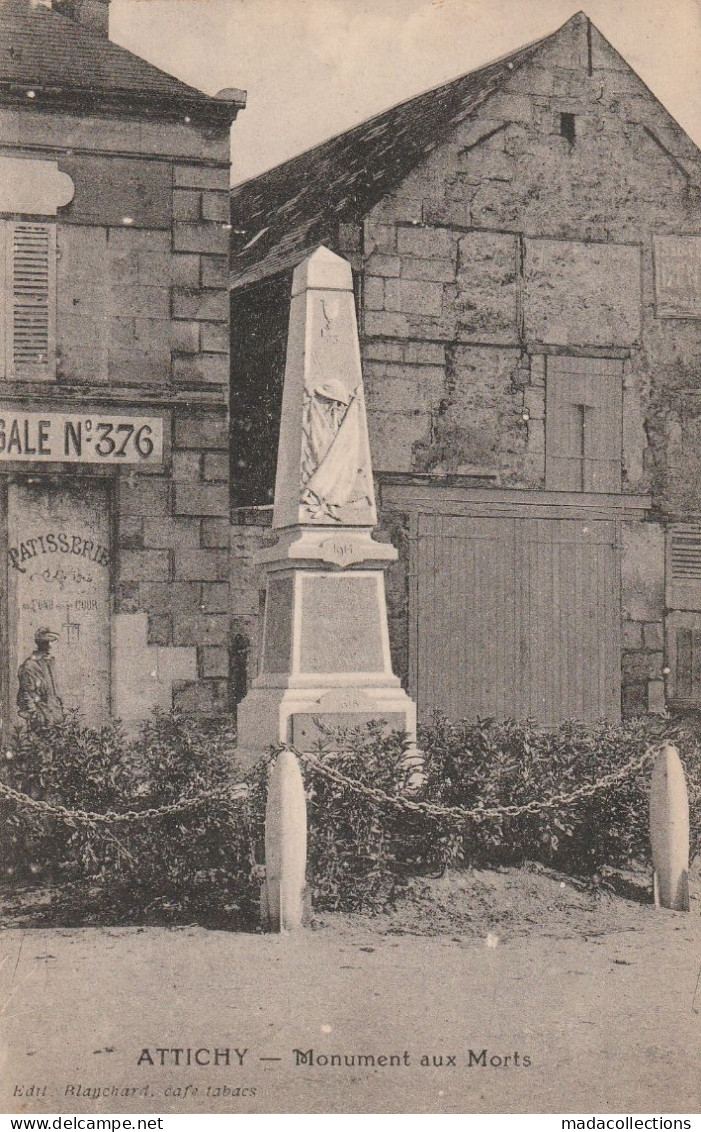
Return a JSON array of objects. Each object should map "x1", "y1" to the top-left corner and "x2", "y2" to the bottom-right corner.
[
  {"x1": 229, "y1": 12, "x2": 701, "y2": 724},
  {"x1": 0, "y1": 0, "x2": 243, "y2": 735}
]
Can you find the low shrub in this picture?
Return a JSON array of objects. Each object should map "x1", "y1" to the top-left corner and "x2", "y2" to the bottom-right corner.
[
  {"x1": 1, "y1": 711, "x2": 262, "y2": 927},
  {"x1": 418, "y1": 714, "x2": 700, "y2": 874},
  {"x1": 0, "y1": 710, "x2": 698, "y2": 922}
]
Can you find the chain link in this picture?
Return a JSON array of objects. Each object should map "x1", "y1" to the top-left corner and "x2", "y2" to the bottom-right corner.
[
  {"x1": 293, "y1": 744, "x2": 658, "y2": 824},
  {"x1": 0, "y1": 778, "x2": 249, "y2": 826},
  {"x1": 0, "y1": 742, "x2": 661, "y2": 829}
]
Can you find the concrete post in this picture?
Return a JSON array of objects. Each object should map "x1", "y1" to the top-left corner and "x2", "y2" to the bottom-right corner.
[
  {"x1": 262, "y1": 748, "x2": 308, "y2": 931},
  {"x1": 649, "y1": 743, "x2": 690, "y2": 912}
]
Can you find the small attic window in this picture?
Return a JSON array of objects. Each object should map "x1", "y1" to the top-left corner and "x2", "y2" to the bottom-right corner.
[{"x1": 560, "y1": 113, "x2": 576, "y2": 145}]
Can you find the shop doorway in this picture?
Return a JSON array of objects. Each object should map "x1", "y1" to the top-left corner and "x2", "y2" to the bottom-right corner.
[{"x1": 3, "y1": 478, "x2": 112, "y2": 731}]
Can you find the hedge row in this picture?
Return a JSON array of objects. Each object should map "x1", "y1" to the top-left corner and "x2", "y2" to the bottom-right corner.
[{"x1": 0, "y1": 711, "x2": 698, "y2": 925}]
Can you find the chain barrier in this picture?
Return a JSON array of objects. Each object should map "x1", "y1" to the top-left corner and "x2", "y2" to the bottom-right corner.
[
  {"x1": 292, "y1": 744, "x2": 659, "y2": 825},
  {"x1": 0, "y1": 741, "x2": 660, "y2": 830},
  {"x1": 0, "y1": 777, "x2": 249, "y2": 827}
]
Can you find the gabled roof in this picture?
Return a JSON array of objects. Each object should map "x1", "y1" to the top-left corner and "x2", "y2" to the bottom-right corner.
[
  {"x1": 0, "y1": 0, "x2": 243, "y2": 122},
  {"x1": 229, "y1": 17, "x2": 568, "y2": 288},
  {"x1": 230, "y1": 10, "x2": 699, "y2": 290}
]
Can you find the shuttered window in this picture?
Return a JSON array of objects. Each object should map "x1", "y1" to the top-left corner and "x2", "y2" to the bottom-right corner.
[
  {"x1": 545, "y1": 356, "x2": 623, "y2": 492},
  {"x1": 0, "y1": 219, "x2": 56, "y2": 381},
  {"x1": 667, "y1": 523, "x2": 701, "y2": 613},
  {"x1": 671, "y1": 525, "x2": 701, "y2": 584}
]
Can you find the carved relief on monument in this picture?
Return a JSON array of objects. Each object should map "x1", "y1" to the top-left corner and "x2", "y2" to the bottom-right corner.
[{"x1": 298, "y1": 294, "x2": 375, "y2": 525}]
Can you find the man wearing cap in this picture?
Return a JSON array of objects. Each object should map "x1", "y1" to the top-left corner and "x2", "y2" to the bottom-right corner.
[{"x1": 17, "y1": 628, "x2": 64, "y2": 728}]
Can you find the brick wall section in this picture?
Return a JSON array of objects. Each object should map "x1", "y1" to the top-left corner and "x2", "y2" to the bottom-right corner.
[{"x1": 2, "y1": 108, "x2": 233, "y2": 715}]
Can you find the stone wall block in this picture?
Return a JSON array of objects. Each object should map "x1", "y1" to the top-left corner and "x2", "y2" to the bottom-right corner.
[
  {"x1": 404, "y1": 342, "x2": 447, "y2": 366},
  {"x1": 200, "y1": 256, "x2": 229, "y2": 288},
  {"x1": 108, "y1": 348, "x2": 169, "y2": 385},
  {"x1": 137, "y1": 122, "x2": 230, "y2": 160},
  {"x1": 173, "y1": 222, "x2": 229, "y2": 256},
  {"x1": 174, "y1": 413, "x2": 228, "y2": 450},
  {"x1": 363, "y1": 221, "x2": 397, "y2": 254},
  {"x1": 173, "y1": 353, "x2": 229, "y2": 385},
  {"x1": 401, "y1": 257, "x2": 455, "y2": 283},
  {"x1": 139, "y1": 582, "x2": 202, "y2": 617},
  {"x1": 201, "y1": 582, "x2": 230, "y2": 612},
  {"x1": 147, "y1": 614, "x2": 172, "y2": 646},
  {"x1": 174, "y1": 165, "x2": 231, "y2": 190},
  {"x1": 109, "y1": 317, "x2": 136, "y2": 348},
  {"x1": 623, "y1": 622, "x2": 644, "y2": 649},
  {"x1": 366, "y1": 252, "x2": 401, "y2": 278},
  {"x1": 363, "y1": 311, "x2": 413, "y2": 339},
  {"x1": 118, "y1": 516, "x2": 143, "y2": 550},
  {"x1": 364, "y1": 276, "x2": 385, "y2": 310},
  {"x1": 203, "y1": 452, "x2": 229, "y2": 481},
  {"x1": 171, "y1": 288, "x2": 228, "y2": 321},
  {"x1": 530, "y1": 354, "x2": 546, "y2": 387},
  {"x1": 174, "y1": 549, "x2": 229, "y2": 582},
  {"x1": 174, "y1": 483, "x2": 229, "y2": 517},
  {"x1": 172, "y1": 450, "x2": 203, "y2": 480},
  {"x1": 526, "y1": 419, "x2": 545, "y2": 453},
  {"x1": 200, "y1": 646, "x2": 231, "y2": 678},
  {"x1": 524, "y1": 388, "x2": 545, "y2": 419},
  {"x1": 200, "y1": 322, "x2": 229, "y2": 353},
  {"x1": 119, "y1": 477, "x2": 170, "y2": 517},
  {"x1": 361, "y1": 340, "x2": 404, "y2": 362},
  {"x1": 397, "y1": 226, "x2": 454, "y2": 259},
  {"x1": 110, "y1": 285, "x2": 170, "y2": 320},
  {"x1": 173, "y1": 613, "x2": 229, "y2": 647},
  {"x1": 143, "y1": 518, "x2": 201, "y2": 549},
  {"x1": 120, "y1": 549, "x2": 171, "y2": 583},
  {"x1": 169, "y1": 254, "x2": 201, "y2": 287},
  {"x1": 384, "y1": 279, "x2": 443, "y2": 316},
  {"x1": 203, "y1": 518, "x2": 231, "y2": 547},
  {"x1": 173, "y1": 680, "x2": 230, "y2": 714},
  {"x1": 201, "y1": 192, "x2": 230, "y2": 222},
  {"x1": 368, "y1": 410, "x2": 432, "y2": 473},
  {"x1": 365, "y1": 376, "x2": 421, "y2": 414},
  {"x1": 170, "y1": 320, "x2": 201, "y2": 353},
  {"x1": 643, "y1": 622, "x2": 665, "y2": 651},
  {"x1": 173, "y1": 189, "x2": 201, "y2": 221}
]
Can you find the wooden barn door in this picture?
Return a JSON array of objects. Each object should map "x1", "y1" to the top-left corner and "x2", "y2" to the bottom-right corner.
[{"x1": 412, "y1": 514, "x2": 621, "y2": 724}]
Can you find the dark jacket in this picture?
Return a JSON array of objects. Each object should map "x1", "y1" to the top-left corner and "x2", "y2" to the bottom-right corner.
[{"x1": 17, "y1": 652, "x2": 64, "y2": 726}]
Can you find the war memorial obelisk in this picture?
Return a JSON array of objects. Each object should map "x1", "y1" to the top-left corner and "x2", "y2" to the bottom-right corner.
[{"x1": 236, "y1": 246, "x2": 419, "y2": 765}]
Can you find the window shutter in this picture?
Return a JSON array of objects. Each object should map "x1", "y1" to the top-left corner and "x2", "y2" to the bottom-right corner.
[
  {"x1": 667, "y1": 523, "x2": 701, "y2": 612},
  {"x1": 6, "y1": 221, "x2": 56, "y2": 381},
  {"x1": 671, "y1": 526, "x2": 701, "y2": 582},
  {"x1": 545, "y1": 357, "x2": 623, "y2": 493}
]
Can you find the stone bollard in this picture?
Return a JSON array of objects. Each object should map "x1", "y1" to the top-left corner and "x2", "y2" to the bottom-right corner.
[
  {"x1": 261, "y1": 748, "x2": 308, "y2": 931},
  {"x1": 649, "y1": 743, "x2": 690, "y2": 912}
]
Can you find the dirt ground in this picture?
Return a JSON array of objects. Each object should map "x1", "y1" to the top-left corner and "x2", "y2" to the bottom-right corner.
[{"x1": 1, "y1": 865, "x2": 699, "y2": 1115}]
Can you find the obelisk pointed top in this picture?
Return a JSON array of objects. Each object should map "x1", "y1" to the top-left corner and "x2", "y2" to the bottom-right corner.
[{"x1": 291, "y1": 245, "x2": 354, "y2": 297}]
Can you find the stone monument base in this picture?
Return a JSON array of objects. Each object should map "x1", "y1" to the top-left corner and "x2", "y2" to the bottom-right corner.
[{"x1": 236, "y1": 680, "x2": 417, "y2": 768}]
